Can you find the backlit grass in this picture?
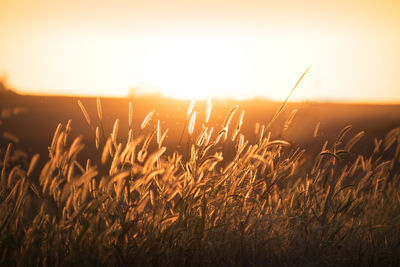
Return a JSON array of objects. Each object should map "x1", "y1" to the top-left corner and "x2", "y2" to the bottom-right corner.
[{"x1": 1, "y1": 98, "x2": 400, "y2": 266}]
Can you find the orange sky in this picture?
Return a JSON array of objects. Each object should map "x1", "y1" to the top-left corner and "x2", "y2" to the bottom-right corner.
[{"x1": 1, "y1": 0, "x2": 400, "y2": 102}]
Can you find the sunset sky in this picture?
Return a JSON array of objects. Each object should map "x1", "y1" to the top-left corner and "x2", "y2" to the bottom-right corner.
[{"x1": 1, "y1": 0, "x2": 400, "y2": 102}]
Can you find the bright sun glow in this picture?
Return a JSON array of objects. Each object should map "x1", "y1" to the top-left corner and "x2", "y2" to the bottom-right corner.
[
  {"x1": 1, "y1": 29, "x2": 315, "y2": 101},
  {"x1": 1, "y1": 0, "x2": 400, "y2": 102},
  {"x1": 135, "y1": 37, "x2": 256, "y2": 100},
  {"x1": 129, "y1": 32, "x2": 313, "y2": 101}
]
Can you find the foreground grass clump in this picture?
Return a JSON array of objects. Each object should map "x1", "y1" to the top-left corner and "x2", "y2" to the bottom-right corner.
[{"x1": 1, "y1": 99, "x2": 400, "y2": 266}]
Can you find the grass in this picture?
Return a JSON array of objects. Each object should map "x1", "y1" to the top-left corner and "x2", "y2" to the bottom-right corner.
[{"x1": 1, "y1": 96, "x2": 400, "y2": 266}]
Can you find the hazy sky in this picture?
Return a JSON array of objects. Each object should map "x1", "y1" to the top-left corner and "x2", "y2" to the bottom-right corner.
[{"x1": 1, "y1": 0, "x2": 400, "y2": 102}]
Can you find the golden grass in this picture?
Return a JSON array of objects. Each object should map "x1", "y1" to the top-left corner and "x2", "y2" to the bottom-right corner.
[{"x1": 0, "y1": 98, "x2": 400, "y2": 266}]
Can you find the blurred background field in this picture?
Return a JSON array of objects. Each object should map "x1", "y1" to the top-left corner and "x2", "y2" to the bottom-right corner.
[{"x1": 2, "y1": 87, "x2": 400, "y2": 163}]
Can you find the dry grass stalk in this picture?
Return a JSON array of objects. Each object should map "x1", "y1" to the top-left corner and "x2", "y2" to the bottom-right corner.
[
  {"x1": 97, "y1": 97, "x2": 103, "y2": 122},
  {"x1": 187, "y1": 99, "x2": 196, "y2": 120},
  {"x1": 336, "y1": 125, "x2": 352, "y2": 145},
  {"x1": 2, "y1": 95, "x2": 400, "y2": 266},
  {"x1": 232, "y1": 110, "x2": 245, "y2": 141},
  {"x1": 313, "y1": 121, "x2": 321, "y2": 137},
  {"x1": 188, "y1": 112, "x2": 197, "y2": 135},
  {"x1": 345, "y1": 130, "x2": 365, "y2": 151},
  {"x1": 141, "y1": 109, "x2": 155, "y2": 130},
  {"x1": 143, "y1": 147, "x2": 166, "y2": 173},
  {"x1": 95, "y1": 126, "x2": 100, "y2": 149},
  {"x1": 266, "y1": 66, "x2": 310, "y2": 131},
  {"x1": 27, "y1": 154, "x2": 40, "y2": 177},
  {"x1": 111, "y1": 119, "x2": 119, "y2": 144},
  {"x1": 101, "y1": 138, "x2": 113, "y2": 164},
  {"x1": 159, "y1": 129, "x2": 169, "y2": 147},
  {"x1": 129, "y1": 101, "x2": 133, "y2": 128},
  {"x1": 126, "y1": 129, "x2": 133, "y2": 148},
  {"x1": 77, "y1": 100, "x2": 91, "y2": 126},
  {"x1": 222, "y1": 105, "x2": 239, "y2": 139},
  {"x1": 282, "y1": 109, "x2": 298, "y2": 134},
  {"x1": 156, "y1": 120, "x2": 161, "y2": 145},
  {"x1": 49, "y1": 123, "x2": 62, "y2": 157},
  {"x1": 205, "y1": 97, "x2": 213, "y2": 123}
]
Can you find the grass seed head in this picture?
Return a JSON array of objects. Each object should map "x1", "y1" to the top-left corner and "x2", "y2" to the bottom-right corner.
[
  {"x1": 141, "y1": 109, "x2": 155, "y2": 130},
  {"x1": 95, "y1": 126, "x2": 100, "y2": 149},
  {"x1": 129, "y1": 101, "x2": 133, "y2": 128},
  {"x1": 111, "y1": 119, "x2": 119, "y2": 143},
  {"x1": 97, "y1": 97, "x2": 103, "y2": 122},
  {"x1": 313, "y1": 121, "x2": 321, "y2": 138},
  {"x1": 78, "y1": 100, "x2": 91, "y2": 126},
  {"x1": 188, "y1": 112, "x2": 197, "y2": 135},
  {"x1": 205, "y1": 97, "x2": 213, "y2": 123},
  {"x1": 187, "y1": 99, "x2": 196, "y2": 120}
]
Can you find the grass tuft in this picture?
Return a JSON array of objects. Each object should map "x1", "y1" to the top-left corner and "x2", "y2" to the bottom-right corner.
[{"x1": 1, "y1": 94, "x2": 400, "y2": 266}]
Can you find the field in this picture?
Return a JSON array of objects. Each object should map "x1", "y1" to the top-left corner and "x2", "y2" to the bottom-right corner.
[{"x1": 1, "y1": 88, "x2": 400, "y2": 266}]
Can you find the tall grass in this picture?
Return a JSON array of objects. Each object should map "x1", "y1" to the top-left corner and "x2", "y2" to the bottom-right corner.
[{"x1": 1, "y1": 99, "x2": 400, "y2": 266}]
